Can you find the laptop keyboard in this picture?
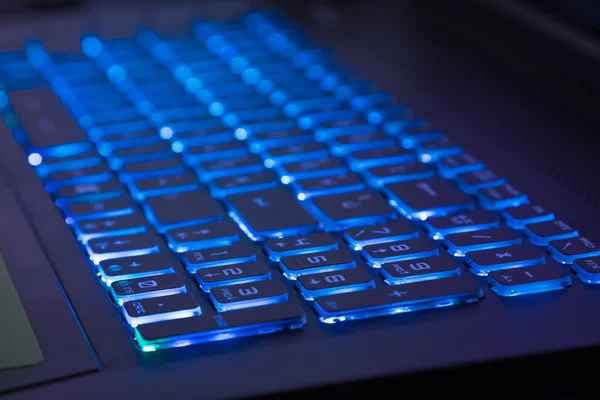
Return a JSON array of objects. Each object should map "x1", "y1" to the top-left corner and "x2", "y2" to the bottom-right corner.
[{"x1": 2, "y1": 9, "x2": 598, "y2": 352}]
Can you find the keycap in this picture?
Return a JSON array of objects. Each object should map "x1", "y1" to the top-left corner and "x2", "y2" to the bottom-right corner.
[
  {"x1": 62, "y1": 196, "x2": 135, "y2": 220},
  {"x1": 119, "y1": 157, "x2": 186, "y2": 181},
  {"x1": 296, "y1": 268, "x2": 375, "y2": 300},
  {"x1": 265, "y1": 232, "x2": 338, "y2": 260},
  {"x1": 195, "y1": 154, "x2": 264, "y2": 181},
  {"x1": 437, "y1": 153, "x2": 483, "y2": 178},
  {"x1": 381, "y1": 253, "x2": 462, "y2": 285},
  {"x1": 487, "y1": 262, "x2": 571, "y2": 297},
  {"x1": 122, "y1": 294, "x2": 202, "y2": 328},
  {"x1": 165, "y1": 220, "x2": 240, "y2": 252},
  {"x1": 476, "y1": 183, "x2": 528, "y2": 210},
  {"x1": 36, "y1": 151, "x2": 102, "y2": 177},
  {"x1": 143, "y1": 191, "x2": 225, "y2": 232},
  {"x1": 195, "y1": 262, "x2": 272, "y2": 291},
  {"x1": 443, "y1": 226, "x2": 522, "y2": 256},
  {"x1": 72, "y1": 212, "x2": 148, "y2": 243},
  {"x1": 134, "y1": 302, "x2": 306, "y2": 350},
  {"x1": 279, "y1": 249, "x2": 356, "y2": 279},
  {"x1": 183, "y1": 242, "x2": 260, "y2": 272},
  {"x1": 363, "y1": 161, "x2": 434, "y2": 187},
  {"x1": 182, "y1": 141, "x2": 248, "y2": 164},
  {"x1": 362, "y1": 237, "x2": 439, "y2": 267},
  {"x1": 293, "y1": 174, "x2": 364, "y2": 199},
  {"x1": 329, "y1": 131, "x2": 395, "y2": 155},
  {"x1": 501, "y1": 204, "x2": 554, "y2": 229},
  {"x1": 46, "y1": 164, "x2": 113, "y2": 188},
  {"x1": 247, "y1": 128, "x2": 312, "y2": 152},
  {"x1": 97, "y1": 253, "x2": 174, "y2": 284},
  {"x1": 96, "y1": 129, "x2": 162, "y2": 153},
  {"x1": 277, "y1": 157, "x2": 347, "y2": 181},
  {"x1": 415, "y1": 136, "x2": 462, "y2": 163},
  {"x1": 423, "y1": 208, "x2": 500, "y2": 239},
  {"x1": 572, "y1": 256, "x2": 600, "y2": 284},
  {"x1": 345, "y1": 145, "x2": 415, "y2": 170},
  {"x1": 314, "y1": 274, "x2": 483, "y2": 323},
  {"x1": 523, "y1": 220, "x2": 578, "y2": 246},
  {"x1": 262, "y1": 141, "x2": 329, "y2": 165},
  {"x1": 110, "y1": 274, "x2": 187, "y2": 305},
  {"x1": 548, "y1": 237, "x2": 600, "y2": 264},
  {"x1": 456, "y1": 169, "x2": 505, "y2": 194},
  {"x1": 464, "y1": 243, "x2": 547, "y2": 276},
  {"x1": 344, "y1": 220, "x2": 419, "y2": 250},
  {"x1": 110, "y1": 142, "x2": 173, "y2": 167},
  {"x1": 209, "y1": 171, "x2": 279, "y2": 197},
  {"x1": 226, "y1": 187, "x2": 318, "y2": 239},
  {"x1": 308, "y1": 188, "x2": 396, "y2": 231},
  {"x1": 174, "y1": 127, "x2": 233, "y2": 148},
  {"x1": 129, "y1": 171, "x2": 200, "y2": 200},
  {"x1": 384, "y1": 177, "x2": 474, "y2": 220},
  {"x1": 209, "y1": 280, "x2": 289, "y2": 312},
  {"x1": 86, "y1": 232, "x2": 161, "y2": 263}
]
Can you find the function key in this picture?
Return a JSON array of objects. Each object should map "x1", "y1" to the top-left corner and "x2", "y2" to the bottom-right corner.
[
  {"x1": 265, "y1": 232, "x2": 338, "y2": 260},
  {"x1": 129, "y1": 171, "x2": 200, "y2": 200},
  {"x1": 487, "y1": 262, "x2": 571, "y2": 297},
  {"x1": 110, "y1": 273, "x2": 187, "y2": 305},
  {"x1": 363, "y1": 161, "x2": 434, "y2": 187},
  {"x1": 423, "y1": 208, "x2": 500, "y2": 240},
  {"x1": 548, "y1": 237, "x2": 600, "y2": 264},
  {"x1": 182, "y1": 242, "x2": 260, "y2": 272},
  {"x1": 62, "y1": 196, "x2": 136, "y2": 221},
  {"x1": 344, "y1": 220, "x2": 418, "y2": 250},
  {"x1": 86, "y1": 232, "x2": 161, "y2": 264},
  {"x1": 362, "y1": 237, "x2": 439, "y2": 267},
  {"x1": 195, "y1": 262, "x2": 271, "y2": 291},
  {"x1": 437, "y1": 153, "x2": 483, "y2": 178},
  {"x1": 443, "y1": 226, "x2": 522, "y2": 257},
  {"x1": 296, "y1": 268, "x2": 375, "y2": 300},
  {"x1": 279, "y1": 249, "x2": 356, "y2": 279},
  {"x1": 476, "y1": 183, "x2": 528, "y2": 210},
  {"x1": 523, "y1": 220, "x2": 578, "y2": 246},
  {"x1": 98, "y1": 253, "x2": 174, "y2": 284},
  {"x1": 456, "y1": 169, "x2": 505, "y2": 194},
  {"x1": 292, "y1": 174, "x2": 364, "y2": 199},
  {"x1": 464, "y1": 243, "x2": 546, "y2": 276},
  {"x1": 345, "y1": 145, "x2": 415, "y2": 171},
  {"x1": 209, "y1": 171, "x2": 279, "y2": 198},
  {"x1": 501, "y1": 204, "x2": 554, "y2": 229},
  {"x1": 122, "y1": 293, "x2": 202, "y2": 328},
  {"x1": 73, "y1": 212, "x2": 148, "y2": 243},
  {"x1": 209, "y1": 280, "x2": 289, "y2": 312},
  {"x1": 380, "y1": 253, "x2": 461, "y2": 285},
  {"x1": 165, "y1": 220, "x2": 241, "y2": 252},
  {"x1": 572, "y1": 256, "x2": 600, "y2": 284}
]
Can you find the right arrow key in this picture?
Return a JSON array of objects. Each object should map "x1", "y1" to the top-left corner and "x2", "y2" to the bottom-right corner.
[{"x1": 296, "y1": 268, "x2": 375, "y2": 300}]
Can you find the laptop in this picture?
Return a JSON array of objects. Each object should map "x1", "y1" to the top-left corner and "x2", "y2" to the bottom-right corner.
[{"x1": 2, "y1": 0, "x2": 600, "y2": 398}]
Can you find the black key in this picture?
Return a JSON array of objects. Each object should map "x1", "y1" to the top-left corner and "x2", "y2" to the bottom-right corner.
[
  {"x1": 364, "y1": 161, "x2": 434, "y2": 186},
  {"x1": 122, "y1": 294, "x2": 201, "y2": 327},
  {"x1": 293, "y1": 174, "x2": 364, "y2": 198},
  {"x1": 443, "y1": 226, "x2": 522, "y2": 256},
  {"x1": 347, "y1": 145, "x2": 414, "y2": 169},
  {"x1": 524, "y1": 219, "x2": 578, "y2": 246},
  {"x1": 362, "y1": 237, "x2": 439, "y2": 266},
  {"x1": 195, "y1": 262, "x2": 271, "y2": 291},
  {"x1": 265, "y1": 232, "x2": 338, "y2": 260},
  {"x1": 227, "y1": 187, "x2": 318, "y2": 239},
  {"x1": 456, "y1": 169, "x2": 505, "y2": 194},
  {"x1": 130, "y1": 171, "x2": 199, "y2": 199},
  {"x1": 279, "y1": 157, "x2": 346, "y2": 180},
  {"x1": 183, "y1": 242, "x2": 260, "y2": 272},
  {"x1": 210, "y1": 171, "x2": 279, "y2": 197},
  {"x1": 55, "y1": 179, "x2": 123, "y2": 200},
  {"x1": 464, "y1": 243, "x2": 547, "y2": 276},
  {"x1": 572, "y1": 256, "x2": 600, "y2": 284},
  {"x1": 309, "y1": 188, "x2": 396, "y2": 230},
  {"x1": 344, "y1": 220, "x2": 418, "y2": 249},
  {"x1": 195, "y1": 154, "x2": 263, "y2": 181},
  {"x1": 487, "y1": 262, "x2": 571, "y2": 297},
  {"x1": 73, "y1": 212, "x2": 148, "y2": 242},
  {"x1": 120, "y1": 157, "x2": 186, "y2": 180},
  {"x1": 549, "y1": 237, "x2": 600, "y2": 263},
  {"x1": 279, "y1": 249, "x2": 356, "y2": 279},
  {"x1": 501, "y1": 204, "x2": 554, "y2": 229},
  {"x1": 381, "y1": 253, "x2": 461, "y2": 284},
  {"x1": 110, "y1": 274, "x2": 186, "y2": 305},
  {"x1": 209, "y1": 280, "x2": 289, "y2": 312},
  {"x1": 437, "y1": 153, "x2": 483, "y2": 178},
  {"x1": 143, "y1": 191, "x2": 225, "y2": 232},
  {"x1": 134, "y1": 302, "x2": 306, "y2": 349},
  {"x1": 415, "y1": 136, "x2": 461, "y2": 162},
  {"x1": 384, "y1": 177, "x2": 473, "y2": 220},
  {"x1": 98, "y1": 253, "x2": 174, "y2": 284},
  {"x1": 62, "y1": 196, "x2": 135, "y2": 220},
  {"x1": 86, "y1": 233, "x2": 160, "y2": 263},
  {"x1": 166, "y1": 220, "x2": 240, "y2": 252},
  {"x1": 476, "y1": 183, "x2": 528, "y2": 210},
  {"x1": 314, "y1": 274, "x2": 484, "y2": 323},
  {"x1": 47, "y1": 164, "x2": 112, "y2": 184},
  {"x1": 296, "y1": 268, "x2": 375, "y2": 299},
  {"x1": 423, "y1": 208, "x2": 500, "y2": 239}
]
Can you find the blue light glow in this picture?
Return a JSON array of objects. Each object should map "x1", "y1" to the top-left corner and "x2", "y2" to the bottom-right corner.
[
  {"x1": 488, "y1": 274, "x2": 571, "y2": 297},
  {"x1": 87, "y1": 247, "x2": 160, "y2": 265},
  {"x1": 166, "y1": 233, "x2": 239, "y2": 254},
  {"x1": 523, "y1": 227, "x2": 578, "y2": 246},
  {"x1": 171, "y1": 141, "x2": 184, "y2": 153},
  {"x1": 28, "y1": 153, "x2": 43, "y2": 166},
  {"x1": 343, "y1": 231, "x2": 419, "y2": 251},
  {"x1": 230, "y1": 56, "x2": 249, "y2": 73},
  {"x1": 242, "y1": 68, "x2": 261, "y2": 84},
  {"x1": 111, "y1": 284, "x2": 187, "y2": 306},
  {"x1": 235, "y1": 128, "x2": 248, "y2": 140},
  {"x1": 572, "y1": 260, "x2": 600, "y2": 284},
  {"x1": 82, "y1": 36, "x2": 103, "y2": 58},
  {"x1": 209, "y1": 101, "x2": 225, "y2": 116},
  {"x1": 174, "y1": 65, "x2": 193, "y2": 82},
  {"x1": 297, "y1": 280, "x2": 376, "y2": 301},
  {"x1": 196, "y1": 272, "x2": 271, "y2": 292},
  {"x1": 279, "y1": 259, "x2": 356, "y2": 280},
  {"x1": 125, "y1": 306, "x2": 202, "y2": 329},
  {"x1": 97, "y1": 263, "x2": 173, "y2": 286},
  {"x1": 0, "y1": 91, "x2": 8, "y2": 108},
  {"x1": 159, "y1": 126, "x2": 174, "y2": 140},
  {"x1": 107, "y1": 65, "x2": 126, "y2": 84},
  {"x1": 381, "y1": 266, "x2": 461, "y2": 285},
  {"x1": 184, "y1": 77, "x2": 203, "y2": 93},
  {"x1": 264, "y1": 158, "x2": 275, "y2": 168},
  {"x1": 478, "y1": 194, "x2": 529, "y2": 211},
  {"x1": 210, "y1": 292, "x2": 289, "y2": 312},
  {"x1": 281, "y1": 175, "x2": 291, "y2": 185},
  {"x1": 444, "y1": 237, "x2": 522, "y2": 258},
  {"x1": 136, "y1": 101, "x2": 153, "y2": 115}
]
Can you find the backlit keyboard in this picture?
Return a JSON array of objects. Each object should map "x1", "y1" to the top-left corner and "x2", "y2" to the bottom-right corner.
[{"x1": 2, "y1": 9, "x2": 598, "y2": 352}]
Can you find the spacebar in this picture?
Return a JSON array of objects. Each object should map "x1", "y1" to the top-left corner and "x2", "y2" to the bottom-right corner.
[{"x1": 135, "y1": 302, "x2": 307, "y2": 350}]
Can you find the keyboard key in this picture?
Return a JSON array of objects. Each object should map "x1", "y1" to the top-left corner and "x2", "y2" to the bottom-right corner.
[
  {"x1": 195, "y1": 154, "x2": 264, "y2": 181},
  {"x1": 54, "y1": 179, "x2": 123, "y2": 202},
  {"x1": 501, "y1": 204, "x2": 554, "y2": 230},
  {"x1": 265, "y1": 232, "x2": 338, "y2": 260},
  {"x1": 129, "y1": 171, "x2": 200, "y2": 200},
  {"x1": 209, "y1": 171, "x2": 279, "y2": 197},
  {"x1": 143, "y1": 191, "x2": 225, "y2": 232},
  {"x1": 456, "y1": 169, "x2": 505, "y2": 194},
  {"x1": 464, "y1": 243, "x2": 547, "y2": 276},
  {"x1": 277, "y1": 157, "x2": 347, "y2": 181},
  {"x1": 96, "y1": 129, "x2": 162, "y2": 153},
  {"x1": 548, "y1": 237, "x2": 600, "y2": 264},
  {"x1": 476, "y1": 183, "x2": 528, "y2": 210},
  {"x1": 183, "y1": 242, "x2": 260, "y2": 272},
  {"x1": 384, "y1": 177, "x2": 474, "y2": 220},
  {"x1": 362, "y1": 237, "x2": 439, "y2": 267},
  {"x1": 226, "y1": 187, "x2": 318, "y2": 239},
  {"x1": 344, "y1": 220, "x2": 419, "y2": 250},
  {"x1": 120, "y1": 157, "x2": 186, "y2": 181},
  {"x1": 381, "y1": 253, "x2": 462, "y2": 284},
  {"x1": 110, "y1": 274, "x2": 187, "y2": 305},
  {"x1": 182, "y1": 141, "x2": 248, "y2": 164},
  {"x1": 36, "y1": 151, "x2": 102, "y2": 177},
  {"x1": 443, "y1": 226, "x2": 522, "y2": 256},
  {"x1": 62, "y1": 196, "x2": 135, "y2": 221},
  {"x1": 279, "y1": 249, "x2": 356, "y2": 279},
  {"x1": 262, "y1": 141, "x2": 329, "y2": 165},
  {"x1": 423, "y1": 208, "x2": 500, "y2": 239},
  {"x1": 86, "y1": 233, "x2": 161, "y2": 264},
  {"x1": 134, "y1": 302, "x2": 306, "y2": 351},
  {"x1": 209, "y1": 280, "x2": 289, "y2": 312},
  {"x1": 345, "y1": 145, "x2": 415, "y2": 170},
  {"x1": 572, "y1": 256, "x2": 600, "y2": 284},
  {"x1": 363, "y1": 161, "x2": 434, "y2": 187},
  {"x1": 165, "y1": 220, "x2": 240, "y2": 252},
  {"x1": 314, "y1": 274, "x2": 483, "y2": 323},
  {"x1": 46, "y1": 164, "x2": 113, "y2": 188},
  {"x1": 195, "y1": 262, "x2": 272, "y2": 291},
  {"x1": 110, "y1": 141, "x2": 173, "y2": 167},
  {"x1": 247, "y1": 128, "x2": 312, "y2": 152},
  {"x1": 487, "y1": 262, "x2": 571, "y2": 297},
  {"x1": 174, "y1": 127, "x2": 234, "y2": 148},
  {"x1": 296, "y1": 268, "x2": 375, "y2": 300},
  {"x1": 98, "y1": 253, "x2": 174, "y2": 284},
  {"x1": 437, "y1": 153, "x2": 483, "y2": 178},
  {"x1": 122, "y1": 294, "x2": 202, "y2": 328},
  {"x1": 73, "y1": 212, "x2": 148, "y2": 243},
  {"x1": 523, "y1": 220, "x2": 578, "y2": 246},
  {"x1": 415, "y1": 136, "x2": 462, "y2": 163},
  {"x1": 293, "y1": 174, "x2": 364, "y2": 199},
  {"x1": 329, "y1": 131, "x2": 395, "y2": 155}
]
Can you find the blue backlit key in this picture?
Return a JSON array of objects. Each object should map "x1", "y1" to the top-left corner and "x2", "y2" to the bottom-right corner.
[
  {"x1": 279, "y1": 249, "x2": 356, "y2": 279},
  {"x1": 476, "y1": 183, "x2": 528, "y2": 210},
  {"x1": 96, "y1": 129, "x2": 162, "y2": 154},
  {"x1": 385, "y1": 177, "x2": 474, "y2": 220},
  {"x1": 209, "y1": 280, "x2": 289, "y2": 312},
  {"x1": 209, "y1": 170, "x2": 279, "y2": 197},
  {"x1": 487, "y1": 262, "x2": 571, "y2": 297},
  {"x1": 381, "y1": 253, "x2": 461, "y2": 285},
  {"x1": 444, "y1": 226, "x2": 522, "y2": 257},
  {"x1": 214, "y1": 95, "x2": 272, "y2": 112},
  {"x1": 572, "y1": 256, "x2": 600, "y2": 284},
  {"x1": 501, "y1": 204, "x2": 554, "y2": 230},
  {"x1": 172, "y1": 126, "x2": 233, "y2": 148},
  {"x1": 362, "y1": 237, "x2": 439, "y2": 267},
  {"x1": 165, "y1": 219, "x2": 240, "y2": 252},
  {"x1": 423, "y1": 208, "x2": 500, "y2": 240},
  {"x1": 110, "y1": 273, "x2": 187, "y2": 305},
  {"x1": 350, "y1": 92, "x2": 394, "y2": 111},
  {"x1": 262, "y1": 141, "x2": 328, "y2": 165},
  {"x1": 247, "y1": 128, "x2": 312, "y2": 152},
  {"x1": 86, "y1": 232, "x2": 161, "y2": 264},
  {"x1": 98, "y1": 253, "x2": 174, "y2": 284},
  {"x1": 344, "y1": 220, "x2": 418, "y2": 250},
  {"x1": 308, "y1": 188, "x2": 396, "y2": 231},
  {"x1": 277, "y1": 157, "x2": 347, "y2": 182},
  {"x1": 456, "y1": 169, "x2": 505, "y2": 194},
  {"x1": 363, "y1": 161, "x2": 434, "y2": 187},
  {"x1": 328, "y1": 131, "x2": 396, "y2": 155},
  {"x1": 284, "y1": 96, "x2": 344, "y2": 117},
  {"x1": 73, "y1": 212, "x2": 148, "y2": 243},
  {"x1": 264, "y1": 232, "x2": 338, "y2": 260},
  {"x1": 182, "y1": 141, "x2": 248, "y2": 165},
  {"x1": 366, "y1": 103, "x2": 411, "y2": 125},
  {"x1": 548, "y1": 237, "x2": 600, "y2": 264},
  {"x1": 293, "y1": 174, "x2": 364, "y2": 199},
  {"x1": 119, "y1": 156, "x2": 187, "y2": 181},
  {"x1": 524, "y1": 219, "x2": 578, "y2": 246},
  {"x1": 464, "y1": 243, "x2": 547, "y2": 276},
  {"x1": 122, "y1": 294, "x2": 202, "y2": 328},
  {"x1": 109, "y1": 142, "x2": 173, "y2": 169},
  {"x1": 90, "y1": 121, "x2": 153, "y2": 142},
  {"x1": 437, "y1": 153, "x2": 483, "y2": 178},
  {"x1": 35, "y1": 150, "x2": 102, "y2": 178},
  {"x1": 299, "y1": 108, "x2": 365, "y2": 130},
  {"x1": 54, "y1": 179, "x2": 123, "y2": 203},
  {"x1": 296, "y1": 268, "x2": 375, "y2": 300},
  {"x1": 46, "y1": 164, "x2": 113, "y2": 188},
  {"x1": 183, "y1": 242, "x2": 260, "y2": 272},
  {"x1": 153, "y1": 105, "x2": 211, "y2": 123},
  {"x1": 415, "y1": 136, "x2": 461, "y2": 163},
  {"x1": 62, "y1": 196, "x2": 135, "y2": 221},
  {"x1": 194, "y1": 154, "x2": 263, "y2": 182},
  {"x1": 129, "y1": 171, "x2": 200, "y2": 200},
  {"x1": 314, "y1": 274, "x2": 483, "y2": 324},
  {"x1": 346, "y1": 145, "x2": 415, "y2": 171},
  {"x1": 195, "y1": 262, "x2": 271, "y2": 291}
]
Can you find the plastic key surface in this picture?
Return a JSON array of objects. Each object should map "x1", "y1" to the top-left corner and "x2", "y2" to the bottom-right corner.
[
  {"x1": 487, "y1": 262, "x2": 571, "y2": 297},
  {"x1": 98, "y1": 253, "x2": 174, "y2": 284},
  {"x1": 381, "y1": 253, "x2": 462, "y2": 285},
  {"x1": 279, "y1": 249, "x2": 356, "y2": 279},
  {"x1": 423, "y1": 208, "x2": 500, "y2": 239},
  {"x1": 523, "y1": 220, "x2": 578, "y2": 246},
  {"x1": 166, "y1": 219, "x2": 240, "y2": 252},
  {"x1": 209, "y1": 280, "x2": 289, "y2": 312},
  {"x1": 296, "y1": 268, "x2": 375, "y2": 300},
  {"x1": 443, "y1": 226, "x2": 522, "y2": 256},
  {"x1": 364, "y1": 161, "x2": 434, "y2": 187},
  {"x1": 73, "y1": 212, "x2": 148, "y2": 243},
  {"x1": 195, "y1": 262, "x2": 271, "y2": 291},
  {"x1": 183, "y1": 242, "x2": 260, "y2": 272},
  {"x1": 110, "y1": 274, "x2": 187, "y2": 305},
  {"x1": 548, "y1": 237, "x2": 600, "y2": 264},
  {"x1": 122, "y1": 294, "x2": 201, "y2": 328},
  {"x1": 464, "y1": 243, "x2": 547, "y2": 276},
  {"x1": 344, "y1": 220, "x2": 418, "y2": 250},
  {"x1": 501, "y1": 204, "x2": 554, "y2": 230},
  {"x1": 264, "y1": 232, "x2": 338, "y2": 260},
  {"x1": 362, "y1": 237, "x2": 439, "y2": 267},
  {"x1": 86, "y1": 233, "x2": 161, "y2": 263},
  {"x1": 572, "y1": 256, "x2": 600, "y2": 284}
]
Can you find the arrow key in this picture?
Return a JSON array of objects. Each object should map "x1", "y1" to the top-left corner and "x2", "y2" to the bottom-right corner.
[
  {"x1": 98, "y1": 253, "x2": 175, "y2": 284},
  {"x1": 166, "y1": 220, "x2": 241, "y2": 253},
  {"x1": 195, "y1": 262, "x2": 271, "y2": 291},
  {"x1": 296, "y1": 268, "x2": 375, "y2": 300}
]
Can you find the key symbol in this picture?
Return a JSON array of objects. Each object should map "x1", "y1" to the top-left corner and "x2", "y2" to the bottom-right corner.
[
  {"x1": 93, "y1": 202, "x2": 105, "y2": 211},
  {"x1": 253, "y1": 197, "x2": 270, "y2": 208},
  {"x1": 562, "y1": 242, "x2": 572, "y2": 251},
  {"x1": 388, "y1": 290, "x2": 408, "y2": 297},
  {"x1": 235, "y1": 176, "x2": 250, "y2": 184},
  {"x1": 326, "y1": 300, "x2": 338, "y2": 309},
  {"x1": 96, "y1": 242, "x2": 108, "y2": 250},
  {"x1": 157, "y1": 178, "x2": 168, "y2": 186},
  {"x1": 103, "y1": 220, "x2": 115, "y2": 227},
  {"x1": 495, "y1": 252, "x2": 512, "y2": 259},
  {"x1": 501, "y1": 275, "x2": 513, "y2": 283},
  {"x1": 129, "y1": 261, "x2": 142, "y2": 268},
  {"x1": 83, "y1": 222, "x2": 97, "y2": 229},
  {"x1": 295, "y1": 238, "x2": 311, "y2": 246},
  {"x1": 307, "y1": 278, "x2": 320, "y2": 285},
  {"x1": 138, "y1": 280, "x2": 157, "y2": 289},
  {"x1": 371, "y1": 226, "x2": 391, "y2": 235},
  {"x1": 107, "y1": 264, "x2": 123, "y2": 272},
  {"x1": 354, "y1": 230, "x2": 365, "y2": 238}
]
